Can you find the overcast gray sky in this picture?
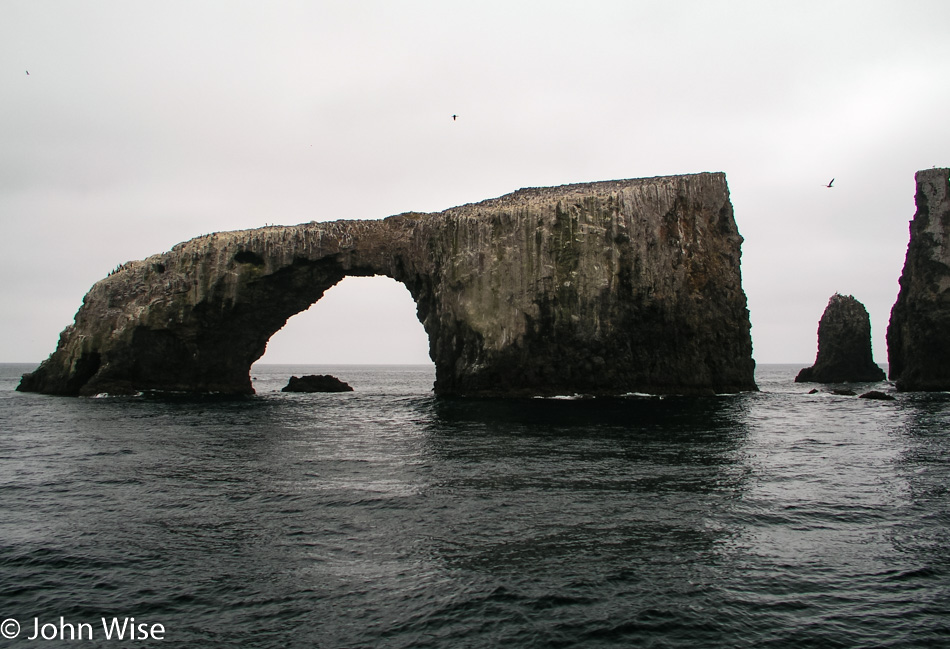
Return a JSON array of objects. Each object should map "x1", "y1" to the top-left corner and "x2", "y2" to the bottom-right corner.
[{"x1": 3, "y1": 0, "x2": 948, "y2": 366}]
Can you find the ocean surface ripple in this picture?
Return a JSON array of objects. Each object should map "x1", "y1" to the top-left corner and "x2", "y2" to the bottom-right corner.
[{"x1": 1, "y1": 363, "x2": 948, "y2": 647}]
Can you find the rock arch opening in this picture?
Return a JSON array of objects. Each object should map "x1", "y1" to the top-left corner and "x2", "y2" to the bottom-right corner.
[{"x1": 258, "y1": 275, "x2": 432, "y2": 365}]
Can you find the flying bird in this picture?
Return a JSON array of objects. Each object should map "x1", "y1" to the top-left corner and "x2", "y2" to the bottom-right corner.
[
  {"x1": 452, "y1": 114, "x2": 457, "y2": 121},
  {"x1": 25, "y1": 70, "x2": 29, "y2": 75},
  {"x1": 825, "y1": 178, "x2": 834, "y2": 188}
]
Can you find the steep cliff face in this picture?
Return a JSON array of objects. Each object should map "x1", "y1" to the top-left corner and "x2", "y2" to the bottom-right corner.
[
  {"x1": 795, "y1": 293, "x2": 885, "y2": 383},
  {"x1": 887, "y1": 168, "x2": 950, "y2": 391},
  {"x1": 18, "y1": 172, "x2": 756, "y2": 397}
]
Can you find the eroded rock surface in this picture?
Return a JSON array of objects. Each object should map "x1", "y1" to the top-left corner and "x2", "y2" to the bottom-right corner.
[
  {"x1": 18, "y1": 173, "x2": 756, "y2": 397},
  {"x1": 887, "y1": 168, "x2": 950, "y2": 391},
  {"x1": 795, "y1": 293, "x2": 885, "y2": 383}
]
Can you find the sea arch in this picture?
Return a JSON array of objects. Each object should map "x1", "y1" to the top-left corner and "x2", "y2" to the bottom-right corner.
[
  {"x1": 18, "y1": 174, "x2": 758, "y2": 397},
  {"x1": 20, "y1": 216, "x2": 438, "y2": 396}
]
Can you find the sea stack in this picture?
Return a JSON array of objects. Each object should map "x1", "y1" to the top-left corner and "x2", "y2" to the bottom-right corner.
[
  {"x1": 886, "y1": 168, "x2": 950, "y2": 391},
  {"x1": 18, "y1": 173, "x2": 757, "y2": 398},
  {"x1": 795, "y1": 293, "x2": 885, "y2": 383}
]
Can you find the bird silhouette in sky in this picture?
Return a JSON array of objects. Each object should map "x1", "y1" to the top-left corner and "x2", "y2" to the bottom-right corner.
[
  {"x1": 452, "y1": 114, "x2": 457, "y2": 121},
  {"x1": 826, "y1": 178, "x2": 835, "y2": 188},
  {"x1": 25, "y1": 70, "x2": 29, "y2": 75}
]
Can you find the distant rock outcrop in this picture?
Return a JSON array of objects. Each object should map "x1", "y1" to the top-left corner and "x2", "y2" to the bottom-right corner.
[
  {"x1": 282, "y1": 375, "x2": 353, "y2": 393},
  {"x1": 795, "y1": 294, "x2": 886, "y2": 383},
  {"x1": 886, "y1": 168, "x2": 950, "y2": 391},
  {"x1": 17, "y1": 172, "x2": 757, "y2": 398}
]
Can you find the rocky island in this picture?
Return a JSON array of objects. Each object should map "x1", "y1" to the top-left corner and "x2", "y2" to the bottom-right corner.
[
  {"x1": 887, "y1": 168, "x2": 950, "y2": 391},
  {"x1": 795, "y1": 293, "x2": 886, "y2": 383},
  {"x1": 18, "y1": 172, "x2": 757, "y2": 398}
]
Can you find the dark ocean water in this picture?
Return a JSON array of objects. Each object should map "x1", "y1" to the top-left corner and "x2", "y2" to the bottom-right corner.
[{"x1": 1, "y1": 362, "x2": 948, "y2": 648}]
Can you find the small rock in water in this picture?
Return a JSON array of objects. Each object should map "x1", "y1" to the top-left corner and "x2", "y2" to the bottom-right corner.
[
  {"x1": 859, "y1": 390, "x2": 896, "y2": 401},
  {"x1": 282, "y1": 375, "x2": 353, "y2": 393},
  {"x1": 831, "y1": 388, "x2": 857, "y2": 396}
]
